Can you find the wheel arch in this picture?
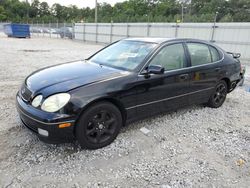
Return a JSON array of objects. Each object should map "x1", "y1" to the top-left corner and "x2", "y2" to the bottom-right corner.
[
  {"x1": 75, "y1": 97, "x2": 127, "y2": 128},
  {"x1": 220, "y1": 77, "x2": 231, "y2": 92}
]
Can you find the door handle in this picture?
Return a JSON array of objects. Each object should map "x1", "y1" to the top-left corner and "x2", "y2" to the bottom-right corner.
[
  {"x1": 215, "y1": 68, "x2": 221, "y2": 72},
  {"x1": 179, "y1": 74, "x2": 189, "y2": 80}
]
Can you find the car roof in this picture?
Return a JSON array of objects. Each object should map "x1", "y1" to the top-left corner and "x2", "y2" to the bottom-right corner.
[
  {"x1": 123, "y1": 37, "x2": 212, "y2": 45},
  {"x1": 123, "y1": 37, "x2": 173, "y2": 44}
]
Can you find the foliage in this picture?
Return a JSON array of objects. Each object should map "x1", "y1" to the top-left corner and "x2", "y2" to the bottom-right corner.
[{"x1": 0, "y1": 0, "x2": 249, "y2": 23}]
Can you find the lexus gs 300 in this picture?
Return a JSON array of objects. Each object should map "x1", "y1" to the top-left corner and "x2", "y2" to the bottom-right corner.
[{"x1": 16, "y1": 38, "x2": 242, "y2": 149}]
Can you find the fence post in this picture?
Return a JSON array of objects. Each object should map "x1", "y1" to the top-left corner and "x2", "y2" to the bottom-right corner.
[
  {"x1": 147, "y1": 23, "x2": 150, "y2": 37},
  {"x1": 210, "y1": 23, "x2": 218, "y2": 42},
  {"x1": 95, "y1": 23, "x2": 98, "y2": 43},
  {"x1": 110, "y1": 23, "x2": 113, "y2": 43},
  {"x1": 126, "y1": 23, "x2": 129, "y2": 38},
  {"x1": 63, "y1": 22, "x2": 66, "y2": 39},
  {"x1": 49, "y1": 22, "x2": 51, "y2": 38},
  {"x1": 174, "y1": 22, "x2": 179, "y2": 38},
  {"x1": 57, "y1": 20, "x2": 59, "y2": 38},
  {"x1": 83, "y1": 23, "x2": 85, "y2": 42},
  {"x1": 72, "y1": 22, "x2": 74, "y2": 40},
  {"x1": 36, "y1": 21, "x2": 39, "y2": 37},
  {"x1": 31, "y1": 20, "x2": 33, "y2": 37},
  {"x1": 42, "y1": 21, "x2": 45, "y2": 37}
]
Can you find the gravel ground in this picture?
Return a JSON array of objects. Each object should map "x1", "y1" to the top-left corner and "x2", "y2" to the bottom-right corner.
[{"x1": 0, "y1": 34, "x2": 250, "y2": 188}]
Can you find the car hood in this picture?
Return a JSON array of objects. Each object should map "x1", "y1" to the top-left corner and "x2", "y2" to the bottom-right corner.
[{"x1": 26, "y1": 61, "x2": 129, "y2": 94}]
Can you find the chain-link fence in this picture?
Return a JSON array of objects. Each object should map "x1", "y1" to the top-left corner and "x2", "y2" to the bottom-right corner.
[
  {"x1": 0, "y1": 22, "x2": 75, "y2": 39},
  {"x1": 29, "y1": 22, "x2": 75, "y2": 39},
  {"x1": 0, "y1": 22, "x2": 8, "y2": 32}
]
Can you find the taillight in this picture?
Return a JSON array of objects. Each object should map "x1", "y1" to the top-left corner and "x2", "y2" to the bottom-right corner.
[{"x1": 240, "y1": 64, "x2": 246, "y2": 74}]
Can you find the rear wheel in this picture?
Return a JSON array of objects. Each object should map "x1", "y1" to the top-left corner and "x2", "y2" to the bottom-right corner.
[
  {"x1": 76, "y1": 102, "x2": 122, "y2": 149},
  {"x1": 239, "y1": 77, "x2": 244, "y2": 86},
  {"x1": 207, "y1": 80, "x2": 227, "y2": 108}
]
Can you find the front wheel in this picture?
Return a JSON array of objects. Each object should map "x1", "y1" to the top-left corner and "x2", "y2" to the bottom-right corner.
[
  {"x1": 76, "y1": 102, "x2": 122, "y2": 149},
  {"x1": 207, "y1": 80, "x2": 228, "y2": 108}
]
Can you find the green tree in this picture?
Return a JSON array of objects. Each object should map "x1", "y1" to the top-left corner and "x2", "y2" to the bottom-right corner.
[
  {"x1": 30, "y1": 0, "x2": 40, "y2": 18},
  {"x1": 39, "y1": 2, "x2": 49, "y2": 17},
  {"x1": 0, "y1": 5, "x2": 7, "y2": 21},
  {"x1": 0, "y1": 0, "x2": 250, "y2": 23}
]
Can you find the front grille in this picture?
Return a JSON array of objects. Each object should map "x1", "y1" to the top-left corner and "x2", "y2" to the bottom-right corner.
[{"x1": 20, "y1": 84, "x2": 32, "y2": 102}]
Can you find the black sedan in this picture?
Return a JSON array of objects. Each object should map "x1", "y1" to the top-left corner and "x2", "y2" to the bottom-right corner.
[{"x1": 16, "y1": 38, "x2": 242, "y2": 149}]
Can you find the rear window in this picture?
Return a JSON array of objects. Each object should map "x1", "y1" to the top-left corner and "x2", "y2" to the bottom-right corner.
[
  {"x1": 209, "y1": 46, "x2": 221, "y2": 62},
  {"x1": 187, "y1": 43, "x2": 212, "y2": 66}
]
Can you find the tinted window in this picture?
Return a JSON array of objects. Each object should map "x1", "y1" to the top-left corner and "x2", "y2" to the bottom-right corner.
[
  {"x1": 90, "y1": 40, "x2": 157, "y2": 71},
  {"x1": 209, "y1": 46, "x2": 220, "y2": 62},
  {"x1": 150, "y1": 43, "x2": 186, "y2": 71},
  {"x1": 187, "y1": 43, "x2": 212, "y2": 66}
]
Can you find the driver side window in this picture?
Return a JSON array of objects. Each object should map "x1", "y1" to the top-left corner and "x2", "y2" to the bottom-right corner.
[{"x1": 149, "y1": 43, "x2": 186, "y2": 71}]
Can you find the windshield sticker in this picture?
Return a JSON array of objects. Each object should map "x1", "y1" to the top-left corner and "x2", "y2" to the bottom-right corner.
[{"x1": 119, "y1": 53, "x2": 138, "y2": 58}]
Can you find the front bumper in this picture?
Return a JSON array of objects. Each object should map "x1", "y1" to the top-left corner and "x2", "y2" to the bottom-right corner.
[{"x1": 16, "y1": 93, "x2": 76, "y2": 144}]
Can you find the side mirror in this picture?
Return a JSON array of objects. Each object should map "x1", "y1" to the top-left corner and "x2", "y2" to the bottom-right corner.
[{"x1": 147, "y1": 65, "x2": 165, "y2": 74}]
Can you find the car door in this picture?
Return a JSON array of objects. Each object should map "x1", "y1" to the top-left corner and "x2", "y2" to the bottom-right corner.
[
  {"x1": 133, "y1": 42, "x2": 191, "y2": 119},
  {"x1": 184, "y1": 42, "x2": 223, "y2": 104}
]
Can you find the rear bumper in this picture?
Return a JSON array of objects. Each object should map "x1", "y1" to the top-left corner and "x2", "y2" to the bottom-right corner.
[{"x1": 16, "y1": 94, "x2": 76, "y2": 144}]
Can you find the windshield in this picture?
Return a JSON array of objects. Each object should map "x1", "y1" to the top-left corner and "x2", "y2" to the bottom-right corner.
[{"x1": 90, "y1": 40, "x2": 157, "y2": 71}]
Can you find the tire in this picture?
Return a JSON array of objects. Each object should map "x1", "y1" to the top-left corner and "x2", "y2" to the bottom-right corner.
[
  {"x1": 76, "y1": 102, "x2": 122, "y2": 149},
  {"x1": 239, "y1": 77, "x2": 244, "y2": 86},
  {"x1": 207, "y1": 80, "x2": 228, "y2": 108}
]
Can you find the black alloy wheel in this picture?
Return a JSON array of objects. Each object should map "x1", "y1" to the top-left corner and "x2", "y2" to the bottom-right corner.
[
  {"x1": 76, "y1": 102, "x2": 122, "y2": 149},
  {"x1": 207, "y1": 80, "x2": 228, "y2": 108}
]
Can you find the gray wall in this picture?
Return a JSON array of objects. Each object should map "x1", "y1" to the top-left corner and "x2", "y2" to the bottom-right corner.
[{"x1": 74, "y1": 22, "x2": 250, "y2": 62}]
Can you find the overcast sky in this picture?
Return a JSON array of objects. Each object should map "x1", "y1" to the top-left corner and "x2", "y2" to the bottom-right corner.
[{"x1": 32, "y1": 0, "x2": 127, "y2": 8}]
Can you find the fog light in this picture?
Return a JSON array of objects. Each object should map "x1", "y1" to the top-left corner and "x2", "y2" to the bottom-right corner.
[{"x1": 38, "y1": 128, "x2": 49, "y2": 137}]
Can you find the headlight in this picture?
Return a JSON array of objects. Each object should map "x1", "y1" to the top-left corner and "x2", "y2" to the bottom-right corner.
[
  {"x1": 31, "y1": 95, "x2": 43, "y2": 107},
  {"x1": 41, "y1": 93, "x2": 70, "y2": 112}
]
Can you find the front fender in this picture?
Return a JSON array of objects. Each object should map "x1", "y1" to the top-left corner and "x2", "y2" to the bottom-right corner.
[{"x1": 68, "y1": 74, "x2": 137, "y2": 121}]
